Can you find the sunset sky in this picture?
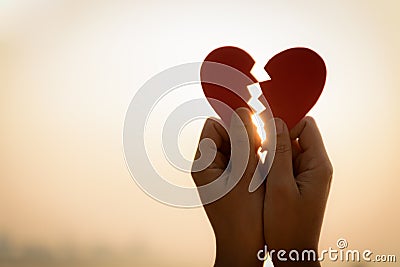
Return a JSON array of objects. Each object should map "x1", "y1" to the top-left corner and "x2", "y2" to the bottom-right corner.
[{"x1": 1, "y1": 1, "x2": 399, "y2": 266}]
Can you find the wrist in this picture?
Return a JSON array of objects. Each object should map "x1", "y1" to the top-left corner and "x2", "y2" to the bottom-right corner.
[{"x1": 214, "y1": 236, "x2": 264, "y2": 267}]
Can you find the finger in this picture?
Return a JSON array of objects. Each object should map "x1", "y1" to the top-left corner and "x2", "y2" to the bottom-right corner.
[
  {"x1": 229, "y1": 108, "x2": 258, "y2": 185},
  {"x1": 192, "y1": 118, "x2": 229, "y2": 186},
  {"x1": 199, "y1": 118, "x2": 230, "y2": 156},
  {"x1": 290, "y1": 117, "x2": 333, "y2": 192},
  {"x1": 267, "y1": 118, "x2": 296, "y2": 184},
  {"x1": 290, "y1": 116, "x2": 328, "y2": 160}
]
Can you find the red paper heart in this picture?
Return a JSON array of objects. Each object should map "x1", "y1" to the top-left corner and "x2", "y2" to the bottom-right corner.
[{"x1": 200, "y1": 46, "x2": 326, "y2": 129}]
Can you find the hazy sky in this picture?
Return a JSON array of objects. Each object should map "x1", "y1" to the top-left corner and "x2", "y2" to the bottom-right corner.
[{"x1": 1, "y1": 1, "x2": 399, "y2": 266}]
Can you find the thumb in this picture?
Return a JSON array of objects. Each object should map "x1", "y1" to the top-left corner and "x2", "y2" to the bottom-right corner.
[
  {"x1": 268, "y1": 118, "x2": 294, "y2": 182},
  {"x1": 229, "y1": 108, "x2": 258, "y2": 184}
]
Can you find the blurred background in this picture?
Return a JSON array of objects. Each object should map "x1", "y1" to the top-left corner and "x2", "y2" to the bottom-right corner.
[{"x1": 0, "y1": 0, "x2": 399, "y2": 266}]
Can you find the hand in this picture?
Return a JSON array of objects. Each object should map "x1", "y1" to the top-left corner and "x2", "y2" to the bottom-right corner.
[
  {"x1": 264, "y1": 117, "x2": 333, "y2": 267},
  {"x1": 192, "y1": 108, "x2": 264, "y2": 267}
]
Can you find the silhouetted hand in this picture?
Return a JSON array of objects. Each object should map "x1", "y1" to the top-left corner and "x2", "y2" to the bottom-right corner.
[
  {"x1": 192, "y1": 108, "x2": 264, "y2": 267},
  {"x1": 264, "y1": 117, "x2": 333, "y2": 267}
]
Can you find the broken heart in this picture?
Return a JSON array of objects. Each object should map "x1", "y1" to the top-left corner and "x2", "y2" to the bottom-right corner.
[{"x1": 200, "y1": 46, "x2": 326, "y2": 129}]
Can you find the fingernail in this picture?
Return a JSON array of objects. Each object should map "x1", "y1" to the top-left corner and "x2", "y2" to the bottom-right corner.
[{"x1": 275, "y1": 118, "x2": 284, "y2": 135}]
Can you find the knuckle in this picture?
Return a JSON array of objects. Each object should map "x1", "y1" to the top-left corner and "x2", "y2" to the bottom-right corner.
[{"x1": 275, "y1": 143, "x2": 291, "y2": 154}]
